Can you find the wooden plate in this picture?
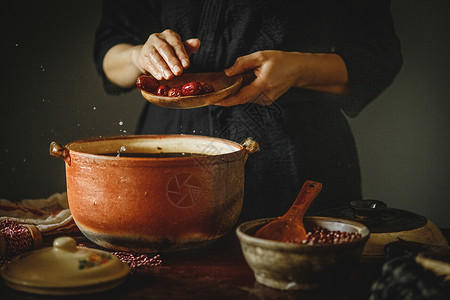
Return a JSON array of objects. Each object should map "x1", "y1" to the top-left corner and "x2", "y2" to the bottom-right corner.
[{"x1": 140, "y1": 72, "x2": 243, "y2": 109}]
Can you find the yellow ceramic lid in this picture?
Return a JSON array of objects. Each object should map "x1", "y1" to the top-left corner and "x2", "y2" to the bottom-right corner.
[{"x1": 0, "y1": 236, "x2": 129, "y2": 295}]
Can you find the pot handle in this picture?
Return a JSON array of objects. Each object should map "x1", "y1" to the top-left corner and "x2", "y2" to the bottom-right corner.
[
  {"x1": 241, "y1": 137, "x2": 260, "y2": 161},
  {"x1": 49, "y1": 142, "x2": 71, "y2": 165}
]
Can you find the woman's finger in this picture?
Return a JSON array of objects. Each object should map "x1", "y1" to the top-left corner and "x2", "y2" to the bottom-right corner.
[
  {"x1": 146, "y1": 31, "x2": 182, "y2": 79},
  {"x1": 184, "y1": 38, "x2": 201, "y2": 57},
  {"x1": 141, "y1": 56, "x2": 163, "y2": 80},
  {"x1": 154, "y1": 43, "x2": 181, "y2": 78},
  {"x1": 162, "y1": 31, "x2": 189, "y2": 73},
  {"x1": 215, "y1": 82, "x2": 265, "y2": 107},
  {"x1": 146, "y1": 45, "x2": 174, "y2": 80},
  {"x1": 225, "y1": 52, "x2": 263, "y2": 76}
]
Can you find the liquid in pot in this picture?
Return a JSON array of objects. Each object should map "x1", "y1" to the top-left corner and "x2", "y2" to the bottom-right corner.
[{"x1": 100, "y1": 152, "x2": 204, "y2": 158}]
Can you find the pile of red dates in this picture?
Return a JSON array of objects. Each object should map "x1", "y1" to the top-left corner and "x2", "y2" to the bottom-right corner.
[{"x1": 136, "y1": 75, "x2": 215, "y2": 97}]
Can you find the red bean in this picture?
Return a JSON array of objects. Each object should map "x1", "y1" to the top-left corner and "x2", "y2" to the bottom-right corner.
[
  {"x1": 301, "y1": 227, "x2": 361, "y2": 245},
  {"x1": 136, "y1": 75, "x2": 159, "y2": 93}
]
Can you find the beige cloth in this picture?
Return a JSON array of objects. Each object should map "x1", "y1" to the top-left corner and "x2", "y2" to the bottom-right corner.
[{"x1": 0, "y1": 192, "x2": 78, "y2": 235}]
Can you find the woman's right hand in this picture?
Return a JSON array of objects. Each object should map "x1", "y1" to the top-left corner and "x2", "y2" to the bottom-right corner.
[{"x1": 132, "y1": 29, "x2": 200, "y2": 80}]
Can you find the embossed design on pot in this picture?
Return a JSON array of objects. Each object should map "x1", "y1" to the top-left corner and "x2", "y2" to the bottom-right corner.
[{"x1": 166, "y1": 172, "x2": 203, "y2": 208}]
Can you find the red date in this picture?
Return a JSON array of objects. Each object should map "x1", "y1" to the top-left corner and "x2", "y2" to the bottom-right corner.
[
  {"x1": 136, "y1": 75, "x2": 159, "y2": 93},
  {"x1": 182, "y1": 81, "x2": 204, "y2": 96},
  {"x1": 138, "y1": 77, "x2": 216, "y2": 98},
  {"x1": 201, "y1": 82, "x2": 215, "y2": 94},
  {"x1": 181, "y1": 81, "x2": 216, "y2": 96},
  {"x1": 167, "y1": 87, "x2": 183, "y2": 97},
  {"x1": 157, "y1": 85, "x2": 170, "y2": 96}
]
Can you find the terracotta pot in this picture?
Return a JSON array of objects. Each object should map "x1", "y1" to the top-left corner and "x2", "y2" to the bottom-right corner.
[{"x1": 50, "y1": 135, "x2": 259, "y2": 252}]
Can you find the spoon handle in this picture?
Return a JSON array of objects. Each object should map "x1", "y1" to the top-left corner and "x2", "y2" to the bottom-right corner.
[{"x1": 282, "y1": 180, "x2": 322, "y2": 222}]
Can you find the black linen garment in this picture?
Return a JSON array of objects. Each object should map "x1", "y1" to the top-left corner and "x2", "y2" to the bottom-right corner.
[{"x1": 94, "y1": 0, "x2": 402, "y2": 221}]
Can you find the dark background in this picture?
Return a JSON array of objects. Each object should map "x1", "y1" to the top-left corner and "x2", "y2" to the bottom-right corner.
[{"x1": 1, "y1": 1, "x2": 449, "y2": 227}]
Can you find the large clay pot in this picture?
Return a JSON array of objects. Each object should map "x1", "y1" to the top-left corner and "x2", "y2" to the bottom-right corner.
[{"x1": 50, "y1": 135, "x2": 259, "y2": 252}]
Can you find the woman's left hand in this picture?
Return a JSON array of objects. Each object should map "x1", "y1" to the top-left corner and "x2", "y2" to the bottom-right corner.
[
  {"x1": 215, "y1": 50, "x2": 349, "y2": 106},
  {"x1": 216, "y1": 50, "x2": 302, "y2": 106}
]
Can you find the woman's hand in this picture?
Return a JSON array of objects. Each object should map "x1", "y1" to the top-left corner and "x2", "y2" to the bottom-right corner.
[
  {"x1": 133, "y1": 29, "x2": 200, "y2": 80},
  {"x1": 103, "y1": 29, "x2": 200, "y2": 88},
  {"x1": 215, "y1": 50, "x2": 349, "y2": 107},
  {"x1": 218, "y1": 51, "x2": 298, "y2": 106}
]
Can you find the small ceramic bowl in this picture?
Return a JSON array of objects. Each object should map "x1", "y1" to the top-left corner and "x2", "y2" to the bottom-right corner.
[{"x1": 236, "y1": 216, "x2": 370, "y2": 290}]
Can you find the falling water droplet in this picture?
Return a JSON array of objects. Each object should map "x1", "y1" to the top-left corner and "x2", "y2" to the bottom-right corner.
[{"x1": 116, "y1": 145, "x2": 126, "y2": 157}]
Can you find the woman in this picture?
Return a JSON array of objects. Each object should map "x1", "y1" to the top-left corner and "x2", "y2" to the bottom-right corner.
[{"x1": 94, "y1": 0, "x2": 402, "y2": 220}]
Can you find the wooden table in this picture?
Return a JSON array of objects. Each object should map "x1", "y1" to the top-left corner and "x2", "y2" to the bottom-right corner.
[{"x1": 0, "y1": 229, "x2": 384, "y2": 300}]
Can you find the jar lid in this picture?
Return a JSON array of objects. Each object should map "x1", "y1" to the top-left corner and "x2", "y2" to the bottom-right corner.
[
  {"x1": 318, "y1": 200, "x2": 427, "y2": 233},
  {"x1": 0, "y1": 236, "x2": 129, "y2": 295},
  {"x1": 318, "y1": 200, "x2": 448, "y2": 262}
]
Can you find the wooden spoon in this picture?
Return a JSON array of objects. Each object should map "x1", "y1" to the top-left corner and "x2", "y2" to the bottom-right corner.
[{"x1": 254, "y1": 180, "x2": 322, "y2": 243}]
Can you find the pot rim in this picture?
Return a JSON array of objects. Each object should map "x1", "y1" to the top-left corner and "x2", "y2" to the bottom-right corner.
[{"x1": 65, "y1": 134, "x2": 246, "y2": 161}]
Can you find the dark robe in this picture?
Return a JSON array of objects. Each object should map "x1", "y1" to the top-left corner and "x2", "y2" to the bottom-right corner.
[{"x1": 94, "y1": 0, "x2": 402, "y2": 220}]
